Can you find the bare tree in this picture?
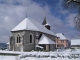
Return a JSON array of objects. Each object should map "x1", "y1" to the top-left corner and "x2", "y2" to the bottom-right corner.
[
  {"x1": 62, "y1": 0, "x2": 80, "y2": 32},
  {"x1": 74, "y1": 14, "x2": 80, "y2": 31}
]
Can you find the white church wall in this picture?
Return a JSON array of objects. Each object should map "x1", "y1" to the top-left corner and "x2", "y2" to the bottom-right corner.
[{"x1": 11, "y1": 31, "x2": 25, "y2": 51}]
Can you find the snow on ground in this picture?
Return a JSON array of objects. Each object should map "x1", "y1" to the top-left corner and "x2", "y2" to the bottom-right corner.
[
  {"x1": 0, "y1": 56, "x2": 80, "y2": 60},
  {"x1": 0, "y1": 49, "x2": 80, "y2": 60},
  {"x1": 0, "y1": 56, "x2": 16, "y2": 60},
  {"x1": 21, "y1": 58, "x2": 80, "y2": 60}
]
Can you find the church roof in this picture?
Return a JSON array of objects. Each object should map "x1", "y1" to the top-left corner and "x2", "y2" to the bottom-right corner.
[
  {"x1": 38, "y1": 34, "x2": 55, "y2": 44},
  {"x1": 56, "y1": 33, "x2": 67, "y2": 40},
  {"x1": 11, "y1": 18, "x2": 55, "y2": 36}
]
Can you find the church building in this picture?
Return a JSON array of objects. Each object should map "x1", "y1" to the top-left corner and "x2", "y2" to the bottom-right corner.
[{"x1": 9, "y1": 17, "x2": 56, "y2": 52}]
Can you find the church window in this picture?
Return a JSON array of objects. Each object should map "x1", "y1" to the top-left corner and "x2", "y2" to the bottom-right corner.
[
  {"x1": 30, "y1": 34, "x2": 33, "y2": 43},
  {"x1": 17, "y1": 36, "x2": 18, "y2": 43},
  {"x1": 19, "y1": 37, "x2": 21, "y2": 43},
  {"x1": 17, "y1": 35, "x2": 21, "y2": 43}
]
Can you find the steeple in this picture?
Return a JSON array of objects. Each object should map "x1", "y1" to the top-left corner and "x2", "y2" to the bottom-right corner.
[
  {"x1": 42, "y1": 8, "x2": 51, "y2": 30},
  {"x1": 42, "y1": 17, "x2": 47, "y2": 25}
]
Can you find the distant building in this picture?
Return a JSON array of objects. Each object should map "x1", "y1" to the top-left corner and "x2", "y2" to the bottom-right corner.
[
  {"x1": 9, "y1": 17, "x2": 56, "y2": 52},
  {"x1": 71, "y1": 39, "x2": 80, "y2": 49},
  {"x1": 56, "y1": 33, "x2": 69, "y2": 48}
]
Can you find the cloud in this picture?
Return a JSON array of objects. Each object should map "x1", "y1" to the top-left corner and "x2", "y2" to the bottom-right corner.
[
  {"x1": 0, "y1": 0, "x2": 78, "y2": 43},
  {"x1": 0, "y1": 0, "x2": 52, "y2": 43}
]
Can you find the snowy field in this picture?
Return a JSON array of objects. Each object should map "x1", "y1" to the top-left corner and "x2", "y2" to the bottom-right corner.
[
  {"x1": 0, "y1": 56, "x2": 80, "y2": 60},
  {"x1": 0, "y1": 56, "x2": 16, "y2": 60},
  {"x1": 0, "y1": 49, "x2": 80, "y2": 60}
]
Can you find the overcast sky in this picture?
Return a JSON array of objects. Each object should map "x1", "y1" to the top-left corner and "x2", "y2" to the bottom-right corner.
[{"x1": 0, "y1": 0, "x2": 79, "y2": 43}]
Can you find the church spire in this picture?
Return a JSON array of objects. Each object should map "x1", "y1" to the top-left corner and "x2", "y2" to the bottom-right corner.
[
  {"x1": 42, "y1": 8, "x2": 47, "y2": 25},
  {"x1": 42, "y1": 17, "x2": 47, "y2": 25},
  {"x1": 42, "y1": 8, "x2": 51, "y2": 30}
]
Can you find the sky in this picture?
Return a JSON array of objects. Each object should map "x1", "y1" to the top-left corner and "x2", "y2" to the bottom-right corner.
[{"x1": 0, "y1": 0, "x2": 79, "y2": 43}]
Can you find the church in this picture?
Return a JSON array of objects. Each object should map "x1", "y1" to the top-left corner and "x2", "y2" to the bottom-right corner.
[{"x1": 8, "y1": 17, "x2": 57, "y2": 52}]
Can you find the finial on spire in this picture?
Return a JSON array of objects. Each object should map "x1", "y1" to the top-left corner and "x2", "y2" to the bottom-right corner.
[
  {"x1": 44, "y1": 8, "x2": 46, "y2": 17},
  {"x1": 42, "y1": 8, "x2": 47, "y2": 25},
  {"x1": 26, "y1": 13, "x2": 27, "y2": 18}
]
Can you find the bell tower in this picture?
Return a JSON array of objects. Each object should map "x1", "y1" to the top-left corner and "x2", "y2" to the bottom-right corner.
[
  {"x1": 42, "y1": 17, "x2": 51, "y2": 30},
  {"x1": 42, "y1": 8, "x2": 51, "y2": 30}
]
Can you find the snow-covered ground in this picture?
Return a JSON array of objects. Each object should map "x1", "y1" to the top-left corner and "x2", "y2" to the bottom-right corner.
[
  {"x1": 0, "y1": 49, "x2": 80, "y2": 60},
  {"x1": 0, "y1": 56, "x2": 16, "y2": 60},
  {"x1": 21, "y1": 57, "x2": 80, "y2": 60},
  {"x1": 0, "y1": 56, "x2": 80, "y2": 60}
]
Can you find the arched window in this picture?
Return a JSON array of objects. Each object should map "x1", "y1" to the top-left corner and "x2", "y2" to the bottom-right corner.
[
  {"x1": 30, "y1": 34, "x2": 33, "y2": 43},
  {"x1": 19, "y1": 37, "x2": 21, "y2": 43},
  {"x1": 17, "y1": 35, "x2": 21, "y2": 43},
  {"x1": 17, "y1": 36, "x2": 19, "y2": 43}
]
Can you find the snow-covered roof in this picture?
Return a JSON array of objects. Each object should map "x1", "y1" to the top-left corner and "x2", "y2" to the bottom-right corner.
[
  {"x1": 71, "y1": 39, "x2": 80, "y2": 45},
  {"x1": 56, "y1": 33, "x2": 67, "y2": 40},
  {"x1": 0, "y1": 50, "x2": 22, "y2": 55},
  {"x1": 36, "y1": 45, "x2": 44, "y2": 48},
  {"x1": 38, "y1": 34, "x2": 55, "y2": 44},
  {"x1": 11, "y1": 18, "x2": 55, "y2": 36}
]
